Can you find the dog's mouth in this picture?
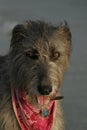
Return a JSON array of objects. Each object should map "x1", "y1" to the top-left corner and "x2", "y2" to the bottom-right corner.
[
  {"x1": 37, "y1": 95, "x2": 50, "y2": 106},
  {"x1": 36, "y1": 95, "x2": 64, "y2": 106}
]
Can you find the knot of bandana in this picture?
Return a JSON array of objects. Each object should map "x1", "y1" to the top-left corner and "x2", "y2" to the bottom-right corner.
[{"x1": 11, "y1": 87, "x2": 56, "y2": 130}]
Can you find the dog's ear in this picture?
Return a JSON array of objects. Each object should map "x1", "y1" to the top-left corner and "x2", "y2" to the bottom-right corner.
[
  {"x1": 11, "y1": 24, "x2": 27, "y2": 47},
  {"x1": 55, "y1": 21, "x2": 72, "y2": 58},
  {"x1": 57, "y1": 21, "x2": 71, "y2": 44}
]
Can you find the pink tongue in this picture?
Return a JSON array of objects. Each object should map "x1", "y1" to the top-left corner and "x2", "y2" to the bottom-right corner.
[{"x1": 37, "y1": 96, "x2": 50, "y2": 106}]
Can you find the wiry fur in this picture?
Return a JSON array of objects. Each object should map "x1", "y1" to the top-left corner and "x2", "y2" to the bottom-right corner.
[{"x1": 0, "y1": 20, "x2": 71, "y2": 130}]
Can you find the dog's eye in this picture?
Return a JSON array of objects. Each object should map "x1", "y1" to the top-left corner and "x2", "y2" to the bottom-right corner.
[
  {"x1": 25, "y1": 50, "x2": 39, "y2": 60},
  {"x1": 51, "y1": 51, "x2": 60, "y2": 61}
]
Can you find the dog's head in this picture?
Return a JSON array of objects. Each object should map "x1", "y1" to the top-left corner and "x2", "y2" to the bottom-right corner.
[{"x1": 9, "y1": 21, "x2": 71, "y2": 106}]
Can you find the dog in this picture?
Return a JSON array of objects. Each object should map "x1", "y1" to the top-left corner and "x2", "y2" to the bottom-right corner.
[{"x1": 0, "y1": 20, "x2": 71, "y2": 130}]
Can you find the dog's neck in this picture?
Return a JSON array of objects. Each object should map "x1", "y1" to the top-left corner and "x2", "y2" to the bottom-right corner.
[{"x1": 11, "y1": 86, "x2": 56, "y2": 130}]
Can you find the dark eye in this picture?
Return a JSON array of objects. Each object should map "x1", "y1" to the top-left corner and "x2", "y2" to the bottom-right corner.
[
  {"x1": 25, "y1": 49, "x2": 39, "y2": 60},
  {"x1": 51, "y1": 51, "x2": 60, "y2": 61}
]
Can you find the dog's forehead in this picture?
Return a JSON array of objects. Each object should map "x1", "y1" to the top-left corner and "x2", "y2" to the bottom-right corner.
[
  {"x1": 20, "y1": 22, "x2": 71, "y2": 54},
  {"x1": 23, "y1": 35, "x2": 66, "y2": 54},
  {"x1": 23, "y1": 37, "x2": 55, "y2": 51}
]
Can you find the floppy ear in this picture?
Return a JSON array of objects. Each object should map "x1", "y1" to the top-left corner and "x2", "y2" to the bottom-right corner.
[
  {"x1": 11, "y1": 24, "x2": 27, "y2": 47},
  {"x1": 57, "y1": 21, "x2": 71, "y2": 44}
]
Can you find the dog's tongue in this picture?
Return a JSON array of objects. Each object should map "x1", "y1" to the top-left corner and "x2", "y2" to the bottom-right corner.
[{"x1": 37, "y1": 95, "x2": 50, "y2": 106}]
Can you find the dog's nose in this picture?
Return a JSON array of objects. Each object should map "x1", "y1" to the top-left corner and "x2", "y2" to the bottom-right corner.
[{"x1": 38, "y1": 85, "x2": 52, "y2": 95}]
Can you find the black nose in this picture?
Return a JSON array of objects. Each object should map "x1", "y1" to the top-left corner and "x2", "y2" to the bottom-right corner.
[{"x1": 38, "y1": 85, "x2": 52, "y2": 95}]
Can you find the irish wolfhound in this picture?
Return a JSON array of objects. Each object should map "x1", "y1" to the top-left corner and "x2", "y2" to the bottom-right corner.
[{"x1": 0, "y1": 20, "x2": 71, "y2": 130}]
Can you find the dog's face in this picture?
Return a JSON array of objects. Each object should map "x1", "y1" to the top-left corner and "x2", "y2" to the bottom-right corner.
[{"x1": 10, "y1": 21, "x2": 71, "y2": 105}]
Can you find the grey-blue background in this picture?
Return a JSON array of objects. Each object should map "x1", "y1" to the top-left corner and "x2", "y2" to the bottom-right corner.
[{"x1": 0, "y1": 0, "x2": 87, "y2": 130}]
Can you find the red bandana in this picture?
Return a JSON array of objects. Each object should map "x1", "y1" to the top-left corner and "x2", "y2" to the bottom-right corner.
[{"x1": 11, "y1": 87, "x2": 56, "y2": 130}]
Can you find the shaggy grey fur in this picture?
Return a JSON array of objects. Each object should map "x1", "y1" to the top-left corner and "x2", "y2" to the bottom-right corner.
[{"x1": 0, "y1": 20, "x2": 71, "y2": 130}]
